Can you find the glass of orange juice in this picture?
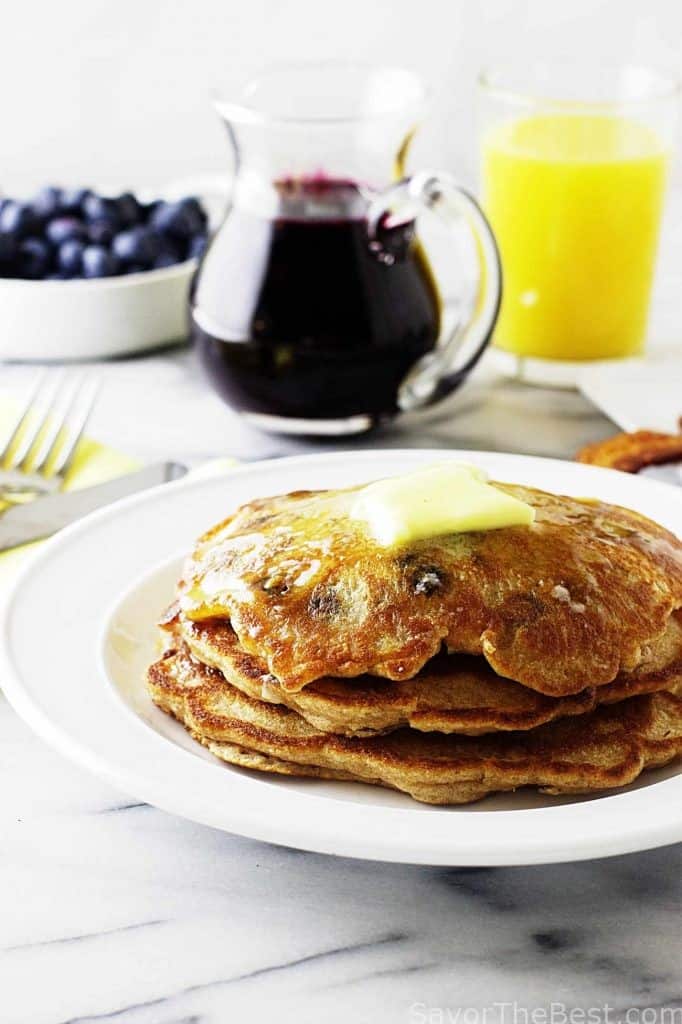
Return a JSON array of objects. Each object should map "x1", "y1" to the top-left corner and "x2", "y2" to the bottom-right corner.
[{"x1": 479, "y1": 64, "x2": 679, "y2": 385}]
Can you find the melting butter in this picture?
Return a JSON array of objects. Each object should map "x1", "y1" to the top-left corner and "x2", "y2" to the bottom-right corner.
[{"x1": 350, "y1": 463, "x2": 535, "y2": 547}]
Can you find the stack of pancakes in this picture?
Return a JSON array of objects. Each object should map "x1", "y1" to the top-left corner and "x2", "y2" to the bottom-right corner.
[{"x1": 147, "y1": 480, "x2": 682, "y2": 804}]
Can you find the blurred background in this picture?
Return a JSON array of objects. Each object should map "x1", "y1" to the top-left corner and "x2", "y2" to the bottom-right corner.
[
  {"x1": 4, "y1": 0, "x2": 681, "y2": 193},
  {"x1": 0, "y1": 0, "x2": 679, "y2": 458}
]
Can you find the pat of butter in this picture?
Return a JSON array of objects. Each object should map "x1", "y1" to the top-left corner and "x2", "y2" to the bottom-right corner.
[{"x1": 350, "y1": 463, "x2": 535, "y2": 547}]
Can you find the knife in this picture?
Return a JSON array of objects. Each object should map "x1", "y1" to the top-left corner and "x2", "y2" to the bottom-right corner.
[{"x1": 0, "y1": 461, "x2": 187, "y2": 552}]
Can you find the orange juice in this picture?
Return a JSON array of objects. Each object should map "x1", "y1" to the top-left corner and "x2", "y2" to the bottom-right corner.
[{"x1": 482, "y1": 113, "x2": 668, "y2": 360}]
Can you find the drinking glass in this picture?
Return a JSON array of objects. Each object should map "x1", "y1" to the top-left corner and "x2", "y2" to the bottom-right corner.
[{"x1": 478, "y1": 63, "x2": 679, "y2": 385}]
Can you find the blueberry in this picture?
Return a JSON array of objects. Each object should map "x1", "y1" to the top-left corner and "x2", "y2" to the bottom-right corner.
[
  {"x1": 61, "y1": 187, "x2": 93, "y2": 215},
  {"x1": 32, "y1": 186, "x2": 63, "y2": 220},
  {"x1": 112, "y1": 226, "x2": 160, "y2": 266},
  {"x1": 152, "y1": 252, "x2": 178, "y2": 269},
  {"x1": 0, "y1": 201, "x2": 39, "y2": 239},
  {"x1": 0, "y1": 231, "x2": 17, "y2": 262},
  {"x1": 45, "y1": 271, "x2": 70, "y2": 280},
  {"x1": 45, "y1": 216, "x2": 86, "y2": 246},
  {"x1": 82, "y1": 194, "x2": 121, "y2": 227},
  {"x1": 139, "y1": 199, "x2": 161, "y2": 223},
  {"x1": 82, "y1": 244, "x2": 119, "y2": 278},
  {"x1": 181, "y1": 196, "x2": 208, "y2": 225},
  {"x1": 57, "y1": 238, "x2": 85, "y2": 276},
  {"x1": 87, "y1": 218, "x2": 117, "y2": 245},
  {"x1": 17, "y1": 238, "x2": 51, "y2": 278},
  {"x1": 150, "y1": 199, "x2": 204, "y2": 240},
  {"x1": 111, "y1": 229, "x2": 138, "y2": 264},
  {"x1": 116, "y1": 191, "x2": 141, "y2": 227},
  {"x1": 155, "y1": 234, "x2": 181, "y2": 259},
  {"x1": 187, "y1": 234, "x2": 207, "y2": 261},
  {"x1": 125, "y1": 263, "x2": 147, "y2": 275}
]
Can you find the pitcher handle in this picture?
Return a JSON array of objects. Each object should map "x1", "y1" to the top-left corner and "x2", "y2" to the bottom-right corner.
[{"x1": 367, "y1": 171, "x2": 502, "y2": 412}]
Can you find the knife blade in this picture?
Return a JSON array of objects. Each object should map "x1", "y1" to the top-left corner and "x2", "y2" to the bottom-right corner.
[{"x1": 0, "y1": 462, "x2": 187, "y2": 551}]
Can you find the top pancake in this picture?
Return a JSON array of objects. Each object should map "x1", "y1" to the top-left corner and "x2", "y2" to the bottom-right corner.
[{"x1": 178, "y1": 481, "x2": 682, "y2": 694}]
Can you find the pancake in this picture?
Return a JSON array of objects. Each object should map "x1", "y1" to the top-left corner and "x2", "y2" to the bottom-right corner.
[
  {"x1": 147, "y1": 647, "x2": 682, "y2": 805},
  {"x1": 169, "y1": 611, "x2": 682, "y2": 737},
  {"x1": 177, "y1": 482, "x2": 682, "y2": 695}
]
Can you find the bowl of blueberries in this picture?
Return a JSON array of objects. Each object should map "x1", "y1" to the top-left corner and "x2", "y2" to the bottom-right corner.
[{"x1": 0, "y1": 185, "x2": 210, "y2": 360}]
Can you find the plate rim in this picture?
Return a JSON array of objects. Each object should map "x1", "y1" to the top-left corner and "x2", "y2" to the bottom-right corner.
[{"x1": 2, "y1": 447, "x2": 682, "y2": 866}]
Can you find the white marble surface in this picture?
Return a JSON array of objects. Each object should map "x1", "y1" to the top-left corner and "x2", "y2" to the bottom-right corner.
[
  {"x1": 3, "y1": 701, "x2": 682, "y2": 1024},
  {"x1": 1, "y1": 331, "x2": 682, "y2": 1021},
  {"x1": 0, "y1": 347, "x2": 620, "y2": 467}
]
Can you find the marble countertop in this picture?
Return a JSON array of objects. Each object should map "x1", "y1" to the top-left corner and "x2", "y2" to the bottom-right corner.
[{"x1": 1, "y1": 345, "x2": 681, "y2": 1023}]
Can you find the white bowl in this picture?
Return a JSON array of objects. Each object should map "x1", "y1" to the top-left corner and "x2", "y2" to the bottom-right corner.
[{"x1": 0, "y1": 258, "x2": 197, "y2": 362}]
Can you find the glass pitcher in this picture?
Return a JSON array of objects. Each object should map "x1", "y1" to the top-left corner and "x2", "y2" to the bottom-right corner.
[{"x1": 192, "y1": 63, "x2": 502, "y2": 435}]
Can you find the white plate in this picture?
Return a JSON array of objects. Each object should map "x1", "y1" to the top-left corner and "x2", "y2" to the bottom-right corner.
[{"x1": 2, "y1": 449, "x2": 682, "y2": 866}]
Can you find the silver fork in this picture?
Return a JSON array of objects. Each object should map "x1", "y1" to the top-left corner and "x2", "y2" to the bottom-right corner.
[{"x1": 0, "y1": 373, "x2": 100, "y2": 500}]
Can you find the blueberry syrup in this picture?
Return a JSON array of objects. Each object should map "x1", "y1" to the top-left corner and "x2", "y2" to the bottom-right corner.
[{"x1": 191, "y1": 177, "x2": 441, "y2": 425}]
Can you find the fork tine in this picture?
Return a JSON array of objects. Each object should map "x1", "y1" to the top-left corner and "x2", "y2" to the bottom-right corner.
[
  {"x1": 9, "y1": 372, "x2": 65, "y2": 471},
  {"x1": 0, "y1": 371, "x2": 48, "y2": 466},
  {"x1": 51, "y1": 377, "x2": 100, "y2": 479},
  {"x1": 30, "y1": 375, "x2": 84, "y2": 476}
]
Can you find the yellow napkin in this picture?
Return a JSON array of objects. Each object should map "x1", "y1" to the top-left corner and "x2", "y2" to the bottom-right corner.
[{"x1": 0, "y1": 403, "x2": 138, "y2": 588}]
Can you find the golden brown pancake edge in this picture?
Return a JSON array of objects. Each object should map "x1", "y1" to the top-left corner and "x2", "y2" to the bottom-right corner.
[
  {"x1": 165, "y1": 611, "x2": 682, "y2": 738},
  {"x1": 147, "y1": 646, "x2": 682, "y2": 806}
]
